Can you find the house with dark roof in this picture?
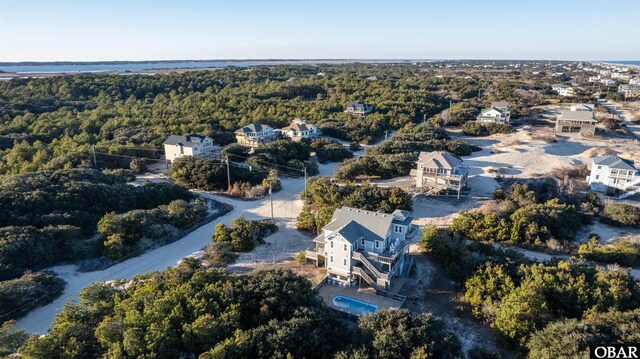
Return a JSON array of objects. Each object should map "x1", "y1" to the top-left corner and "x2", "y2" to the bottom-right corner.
[
  {"x1": 410, "y1": 151, "x2": 469, "y2": 198},
  {"x1": 280, "y1": 118, "x2": 320, "y2": 141},
  {"x1": 234, "y1": 123, "x2": 276, "y2": 148},
  {"x1": 163, "y1": 134, "x2": 218, "y2": 164},
  {"x1": 555, "y1": 110, "x2": 597, "y2": 135},
  {"x1": 587, "y1": 154, "x2": 639, "y2": 196},
  {"x1": 345, "y1": 101, "x2": 373, "y2": 117},
  {"x1": 476, "y1": 101, "x2": 511, "y2": 123},
  {"x1": 305, "y1": 206, "x2": 415, "y2": 291}
]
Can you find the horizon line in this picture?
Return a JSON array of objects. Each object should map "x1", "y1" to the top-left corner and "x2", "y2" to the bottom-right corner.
[{"x1": 1, "y1": 58, "x2": 638, "y2": 65}]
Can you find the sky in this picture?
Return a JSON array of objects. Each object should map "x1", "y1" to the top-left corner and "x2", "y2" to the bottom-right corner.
[{"x1": 0, "y1": 0, "x2": 639, "y2": 62}]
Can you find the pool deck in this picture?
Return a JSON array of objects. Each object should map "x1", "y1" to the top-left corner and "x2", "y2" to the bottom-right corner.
[{"x1": 316, "y1": 284, "x2": 404, "y2": 316}]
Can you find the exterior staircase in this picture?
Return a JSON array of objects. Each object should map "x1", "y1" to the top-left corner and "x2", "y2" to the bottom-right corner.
[{"x1": 352, "y1": 251, "x2": 388, "y2": 288}]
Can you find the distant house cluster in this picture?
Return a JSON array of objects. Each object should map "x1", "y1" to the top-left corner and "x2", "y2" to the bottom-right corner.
[
  {"x1": 618, "y1": 84, "x2": 640, "y2": 98},
  {"x1": 163, "y1": 134, "x2": 219, "y2": 163},
  {"x1": 305, "y1": 206, "x2": 415, "y2": 291},
  {"x1": 587, "y1": 154, "x2": 639, "y2": 198},
  {"x1": 476, "y1": 101, "x2": 511, "y2": 123}
]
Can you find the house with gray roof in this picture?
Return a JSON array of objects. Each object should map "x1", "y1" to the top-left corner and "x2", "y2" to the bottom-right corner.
[
  {"x1": 476, "y1": 101, "x2": 511, "y2": 123},
  {"x1": 587, "y1": 154, "x2": 639, "y2": 197},
  {"x1": 410, "y1": 151, "x2": 469, "y2": 198},
  {"x1": 163, "y1": 134, "x2": 218, "y2": 164},
  {"x1": 555, "y1": 110, "x2": 597, "y2": 135},
  {"x1": 345, "y1": 101, "x2": 373, "y2": 117},
  {"x1": 234, "y1": 123, "x2": 276, "y2": 148},
  {"x1": 305, "y1": 206, "x2": 415, "y2": 291}
]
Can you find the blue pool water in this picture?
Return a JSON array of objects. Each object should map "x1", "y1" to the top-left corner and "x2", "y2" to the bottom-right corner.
[{"x1": 332, "y1": 295, "x2": 377, "y2": 315}]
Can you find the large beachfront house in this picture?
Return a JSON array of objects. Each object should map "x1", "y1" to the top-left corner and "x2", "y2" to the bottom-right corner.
[
  {"x1": 280, "y1": 118, "x2": 320, "y2": 141},
  {"x1": 410, "y1": 151, "x2": 469, "y2": 198},
  {"x1": 305, "y1": 206, "x2": 416, "y2": 291},
  {"x1": 345, "y1": 101, "x2": 373, "y2": 117},
  {"x1": 163, "y1": 134, "x2": 219, "y2": 164},
  {"x1": 476, "y1": 101, "x2": 511, "y2": 123},
  {"x1": 234, "y1": 123, "x2": 277, "y2": 148},
  {"x1": 618, "y1": 84, "x2": 640, "y2": 98},
  {"x1": 587, "y1": 154, "x2": 640, "y2": 198}
]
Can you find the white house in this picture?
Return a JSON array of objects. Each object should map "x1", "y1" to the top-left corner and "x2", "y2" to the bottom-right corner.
[
  {"x1": 305, "y1": 206, "x2": 415, "y2": 291},
  {"x1": 588, "y1": 76, "x2": 601, "y2": 83},
  {"x1": 587, "y1": 154, "x2": 639, "y2": 196},
  {"x1": 570, "y1": 103, "x2": 595, "y2": 112},
  {"x1": 163, "y1": 134, "x2": 218, "y2": 164},
  {"x1": 629, "y1": 77, "x2": 640, "y2": 86},
  {"x1": 555, "y1": 111, "x2": 597, "y2": 135},
  {"x1": 234, "y1": 123, "x2": 277, "y2": 148},
  {"x1": 476, "y1": 101, "x2": 511, "y2": 123},
  {"x1": 552, "y1": 84, "x2": 576, "y2": 97},
  {"x1": 618, "y1": 84, "x2": 640, "y2": 98},
  {"x1": 280, "y1": 118, "x2": 320, "y2": 141},
  {"x1": 600, "y1": 78, "x2": 616, "y2": 86}
]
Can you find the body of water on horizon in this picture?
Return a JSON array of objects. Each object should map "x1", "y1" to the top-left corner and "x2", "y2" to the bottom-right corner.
[{"x1": 0, "y1": 61, "x2": 262, "y2": 74}]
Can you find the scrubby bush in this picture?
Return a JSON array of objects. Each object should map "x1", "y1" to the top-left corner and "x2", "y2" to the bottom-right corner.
[
  {"x1": 310, "y1": 138, "x2": 353, "y2": 163},
  {"x1": 212, "y1": 216, "x2": 278, "y2": 252},
  {"x1": 0, "y1": 272, "x2": 65, "y2": 322},
  {"x1": 578, "y1": 236, "x2": 640, "y2": 267},
  {"x1": 170, "y1": 156, "x2": 266, "y2": 192},
  {"x1": 98, "y1": 199, "x2": 208, "y2": 259},
  {"x1": 602, "y1": 202, "x2": 640, "y2": 227},
  {"x1": 203, "y1": 242, "x2": 237, "y2": 267},
  {"x1": 462, "y1": 121, "x2": 514, "y2": 136}
]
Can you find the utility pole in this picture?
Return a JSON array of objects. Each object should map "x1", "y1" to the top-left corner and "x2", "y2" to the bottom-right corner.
[
  {"x1": 269, "y1": 181, "x2": 274, "y2": 221},
  {"x1": 225, "y1": 155, "x2": 231, "y2": 192},
  {"x1": 303, "y1": 166, "x2": 308, "y2": 203},
  {"x1": 92, "y1": 145, "x2": 97, "y2": 168}
]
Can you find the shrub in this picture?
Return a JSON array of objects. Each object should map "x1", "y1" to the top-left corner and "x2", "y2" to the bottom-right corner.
[
  {"x1": 602, "y1": 202, "x2": 640, "y2": 227},
  {"x1": 577, "y1": 236, "x2": 640, "y2": 267},
  {"x1": 0, "y1": 272, "x2": 65, "y2": 322},
  {"x1": 310, "y1": 138, "x2": 353, "y2": 163},
  {"x1": 212, "y1": 216, "x2": 278, "y2": 252},
  {"x1": 203, "y1": 242, "x2": 237, "y2": 267}
]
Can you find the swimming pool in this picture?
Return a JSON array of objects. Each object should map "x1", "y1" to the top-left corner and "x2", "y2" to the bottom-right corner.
[{"x1": 332, "y1": 295, "x2": 377, "y2": 315}]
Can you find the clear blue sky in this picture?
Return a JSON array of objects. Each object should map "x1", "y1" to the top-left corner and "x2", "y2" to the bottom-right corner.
[{"x1": 1, "y1": 0, "x2": 638, "y2": 62}]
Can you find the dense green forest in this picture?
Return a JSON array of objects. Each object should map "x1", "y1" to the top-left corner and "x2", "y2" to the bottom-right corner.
[
  {"x1": 420, "y1": 227, "x2": 640, "y2": 355},
  {"x1": 10, "y1": 263, "x2": 462, "y2": 359},
  {"x1": 0, "y1": 64, "x2": 549, "y2": 175},
  {"x1": 0, "y1": 169, "x2": 202, "y2": 322}
]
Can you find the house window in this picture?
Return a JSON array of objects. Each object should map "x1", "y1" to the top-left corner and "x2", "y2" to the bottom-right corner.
[
  {"x1": 375, "y1": 241, "x2": 380, "y2": 249},
  {"x1": 597, "y1": 166, "x2": 601, "y2": 169},
  {"x1": 344, "y1": 244, "x2": 347, "y2": 251},
  {"x1": 394, "y1": 225, "x2": 403, "y2": 234},
  {"x1": 361, "y1": 238, "x2": 364, "y2": 245},
  {"x1": 330, "y1": 241, "x2": 333, "y2": 248},
  {"x1": 343, "y1": 259, "x2": 346, "y2": 266},
  {"x1": 330, "y1": 256, "x2": 333, "y2": 263},
  {"x1": 595, "y1": 175, "x2": 599, "y2": 179}
]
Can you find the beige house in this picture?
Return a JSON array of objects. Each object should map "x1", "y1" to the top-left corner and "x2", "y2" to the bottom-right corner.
[
  {"x1": 410, "y1": 151, "x2": 469, "y2": 198},
  {"x1": 234, "y1": 123, "x2": 277, "y2": 148},
  {"x1": 555, "y1": 111, "x2": 596, "y2": 135},
  {"x1": 552, "y1": 84, "x2": 576, "y2": 97},
  {"x1": 305, "y1": 206, "x2": 415, "y2": 291},
  {"x1": 163, "y1": 134, "x2": 218, "y2": 164},
  {"x1": 280, "y1": 118, "x2": 320, "y2": 141}
]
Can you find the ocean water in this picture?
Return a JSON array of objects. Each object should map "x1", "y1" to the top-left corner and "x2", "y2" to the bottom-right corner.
[
  {"x1": 0, "y1": 61, "x2": 263, "y2": 74},
  {"x1": 602, "y1": 61, "x2": 640, "y2": 66}
]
